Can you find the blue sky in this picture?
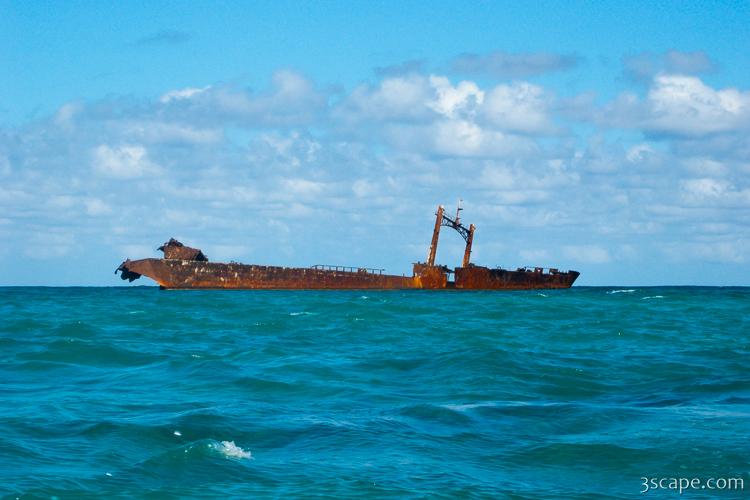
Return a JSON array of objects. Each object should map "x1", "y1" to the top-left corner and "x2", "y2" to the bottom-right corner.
[{"x1": 1, "y1": 1, "x2": 749, "y2": 285}]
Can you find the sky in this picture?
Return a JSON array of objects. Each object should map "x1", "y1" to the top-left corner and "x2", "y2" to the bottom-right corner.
[{"x1": 1, "y1": 0, "x2": 749, "y2": 286}]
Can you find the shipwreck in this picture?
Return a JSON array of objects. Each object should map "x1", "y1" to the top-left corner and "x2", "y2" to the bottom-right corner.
[{"x1": 116, "y1": 204, "x2": 579, "y2": 290}]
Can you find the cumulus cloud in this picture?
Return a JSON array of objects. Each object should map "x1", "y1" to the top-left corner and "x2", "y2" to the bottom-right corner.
[
  {"x1": 336, "y1": 75, "x2": 434, "y2": 123},
  {"x1": 428, "y1": 76, "x2": 484, "y2": 119},
  {"x1": 2, "y1": 64, "x2": 749, "y2": 285},
  {"x1": 255, "y1": 131, "x2": 321, "y2": 168},
  {"x1": 450, "y1": 51, "x2": 579, "y2": 78},
  {"x1": 91, "y1": 144, "x2": 161, "y2": 179},
  {"x1": 646, "y1": 75, "x2": 750, "y2": 135},
  {"x1": 161, "y1": 70, "x2": 327, "y2": 127},
  {"x1": 680, "y1": 178, "x2": 750, "y2": 207},
  {"x1": 602, "y1": 75, "x2": 750, "y2": 136},
  {"x1": 481, "y1": 82, "x2": 555, "y2": 134},
  {"x1": 384, "y1": 120, "x2": 537, "y2": 158},
  {"x1": 335, "y1": 74, "x2": 557, "y2": 156}
]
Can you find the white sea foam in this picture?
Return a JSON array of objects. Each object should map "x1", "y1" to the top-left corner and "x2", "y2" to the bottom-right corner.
[
  {"x1": 212, "y1": 440, "x2": 252, "y2": 459},
  {"x1": 607, "y1": 289, "x2": 636, "y2": 294},
  {"x1": 289, "y1": 311, "x2": 317, "y2": 316},
  {"x1": 360, "y1": 295, "x2": 369, "y2": 300},
  {"x1": 537, "y1": 293, "x2": 548, "y2": 297},
  {"x1": 642, "y1": 295, "x2": 665, "y2": 300},
  {"x1": 174, "y1": 430, "x2": 182, "y2": 436},
  {"x1": 443, "y1": 402, "x2": 499, "y2": 412}
]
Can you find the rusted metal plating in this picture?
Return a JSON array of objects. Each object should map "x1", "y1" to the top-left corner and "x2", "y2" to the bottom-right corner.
[
  {"x1": 158, "y1": 238, "x2": 208, "y2": 261},
  {"x1": 426, "y1": 204, "x2": 476, "y2": 268},
  {"x1": 115, "y1": 205, "x2": 580, "y2": 290}
]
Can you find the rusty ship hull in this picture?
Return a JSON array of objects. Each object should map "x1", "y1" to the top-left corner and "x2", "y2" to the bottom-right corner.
[
  {"x1": 117, "y1": 258, "x2": 418, "y2": 290},
  {"x1": 116, "y1": 206, "x2": 580, "y2": 290},
  {"x1": 116, "y1": 258, "x2": 578, "y2": 290}
]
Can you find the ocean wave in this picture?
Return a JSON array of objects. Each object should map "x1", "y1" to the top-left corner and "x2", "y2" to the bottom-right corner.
[
  {"x1": 397, "y1": 403, "x2": 473, "y2": 426},
  {"x1": 140, "y1": 438, "x2": 253, "y2": 465},
  {"x1": 209, "y1": 440, "x2": 252, "y2": 460},
  {"x1": 442, "y1": 402, "x2": 499, "y2": 412},
  {"x1": 4, "y1": 287, "x2": 749, "y2": 498},
  {"x1": 642, "y1": 295, "x2": 664, "y2": 300},
  {"x1": 15, "y1": 339, "x2": 164, "y2": 367}
]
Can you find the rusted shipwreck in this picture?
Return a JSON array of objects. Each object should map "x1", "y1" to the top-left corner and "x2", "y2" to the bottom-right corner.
[{"x1": 116, "y1": 205, "x2": 579, "y2": 290}]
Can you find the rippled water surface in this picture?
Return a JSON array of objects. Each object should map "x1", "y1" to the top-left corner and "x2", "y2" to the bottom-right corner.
[{"x1": 1, "y1": 287, "x2": 748, "y2": 498}]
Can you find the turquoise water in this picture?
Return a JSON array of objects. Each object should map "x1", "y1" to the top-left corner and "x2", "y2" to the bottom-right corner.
[{"x1": 1, "y1": 287, "x2": 748, "y2": 498}]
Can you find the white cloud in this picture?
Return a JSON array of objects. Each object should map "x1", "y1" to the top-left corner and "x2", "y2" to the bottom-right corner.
[
  {"x1": 120, "y1": 244, "x2": 157, "y2": 259},
  {"x1": 218, "y1": 70, "x2": 325, "y2": 125},
  {"x1": 91, "y1": 144, "x2": 161, "y2": 179},
  {"x1": 603, "y1": 75, "x2": 750, "y2": 136},
  {"x1": 626, "y1": 144, "x2": 655, "y2": 163},
  {"x1": 352, "y1": 179, "x2": 377, "y2": 198},
  {"x1": 0, "y1": 155, "x2": 10, "y2": 176},
  {"x1": 163, "y1": 71, "x2": 325, "y2": 127},
  {"x1": 479, "y1": 161, "x2": 578, "y2": 193},
  {"x1": 563, "y1": 245, "x2": 611, "y2": 264},
  {"x1": 3, "y1": 66, "x2": 750, "y2": 285},
  {"x1": 340, "y1": 75, "x2": 433, "y2": 122},
  {"x1": 385, "y1": 120, "x2": 536, "y2": 158},
  {"x1": 258, "y1": 131, "x2": 321, "y2": 167},
  {"x1": 681, "y1": 178, "x2": 727, "y2": 199},
  {"x1": 85, "y1": 198, "x2": 112, "y2": 216},
  {"x1": 519, "y1": 249, "x2": 550, "y2": 263},
  {"x1": 663, "y1": 240, "x2": 748, "y2": 264},
  {"x1": 281, "y1": 178, "x2": 326, "y2": 197},
  {"x1": 160, "y1": 85, "x2": 211, "y2": 103},
  {"x1": 23, "y1": 232, "x2": 75, "y2": 260},
  {"x1": 693, "y1": 241, "x2": 747, "y2": 263},
  {"x1": 680, "y1": 178, "x2": 750, "y2": 207},
  {"x1": 647, "y1": 75, "x2": 750, "y2": 135},
  {"x1": 47, "y1": 195, "x2": 76, "y2": 209},
  {"x1": 428, "y1": 75, "x2": 484, "y2": 119},
  {"x1": 205, "y1": 244, "x2": 250, "y2": 262},
  {"x1": 682, "y1": 157, "x2": 728, "y2": 176},
  {"x1": 481, "y1": 82, "x2": 555, "y2": 134},
  {"x1": 118, "y1": 121, "x2": 221, "y2": 144},
  {"x1": 54, "y1": 102, "x2": 82, "y2": 129}
]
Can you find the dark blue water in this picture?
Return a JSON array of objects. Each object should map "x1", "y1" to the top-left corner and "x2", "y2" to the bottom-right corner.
[{"x1": 1, "y1": 287, "x2": 748, "y2": 498}]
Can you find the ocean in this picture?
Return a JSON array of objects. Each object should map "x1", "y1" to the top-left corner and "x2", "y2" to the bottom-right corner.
[{"x1": 1, "y1": 286, "x2": 748, "y2": 498}]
